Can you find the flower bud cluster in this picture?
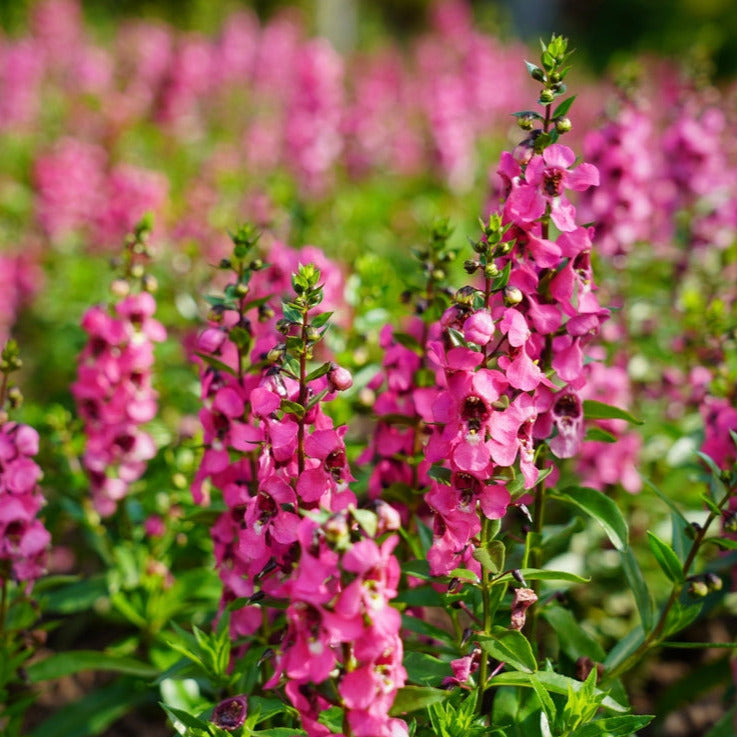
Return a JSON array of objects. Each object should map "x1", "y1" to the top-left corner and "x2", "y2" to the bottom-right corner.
[
  {"x1": 72, "y1": 218, "x2": 166, "y2": 516},
  {"x1": 0, "y1": 341, "x2": 50, "y2": 591}
]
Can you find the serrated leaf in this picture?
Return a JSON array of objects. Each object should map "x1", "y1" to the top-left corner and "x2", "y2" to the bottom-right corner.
[
  {"x1": 478, "y1": 627, "x2": 538, "y2": 673},
  {"x1": 389, "y1": 685, "x2": 451, "y2": 715},
  {"x1": 647, "y1": 531, "x2": 684, "y2": 583},
  {"x1": 582, "y1": 399, "x2": 643, "y2": 424},
  {"x1": 551, "y1": 486, "x2": 629, "y2": 551},
  {"x1": 553, "y1": 95, "x2": 576, "y2": 118}
]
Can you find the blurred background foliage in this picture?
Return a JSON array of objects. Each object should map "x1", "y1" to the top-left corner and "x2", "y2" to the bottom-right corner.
[{"x1": 1, "y1": 0, "x2": 737, "y2": 79}]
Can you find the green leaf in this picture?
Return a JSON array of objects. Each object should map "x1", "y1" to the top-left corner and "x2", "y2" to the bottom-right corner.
[
  {"x1": 491, "y1": 261, "x2": 512, "y2": 291},
  {"x1": 529, "y1": 673, "x2": 557, "y2": 725},
  {"x1": 280, "y1": 399, "x2": 305, "y2": 419},
  {"x1": 305, "y1": 387, "x2": 329, "y2": 410},
  {"x1": 478, "y1": 627, "x2": 538, "y2": 673},
  {"x1": 551, "y1": 486, "x2": 629, "y2": 551},
  {"x1": 583, "y1": 426, "x2": 617, "y2": 443},
  {"x1": 552, "y1": 95, "x2": 576, "y2": 118},
  {"x1": 401, "y1": 559, "x2": 431, "y2": 581},
  {"x1": 394, "y1": 586, "x2": 445, "y2": 607},
  {"x1": 404, "y1": 652, "x2": 451, "y2": 687},
  {"x1": 310, "y1": 311, "x2": 333, "y2": 329},
  {"x1": 39, "y1": 575, "x2": 108, "y2": 615},
  {"x1": 26, "y1": 651, "x2": 158, "y2": 683},
  {"x1": 401, "y1": 615, "x2": 455, "y2": 648},
  {"x1": 569, "y1": 715, "x2": 653, "y2": 737},
  {"x1": 305, "y1": 362, "x2": 332, "y2": 382},
  {"x1": 704, "y1": 706, "x2": 737, "y2": 737},
  {"x1": 647, "y1": 531, "x2": 684, "y2": 583},
  {"x1": 393, "y1": 331, "x2": 422, "y2": 352},
  {"x1": 428, "y1": 464, "x2": 452, "y2": 485},
  {"x1": 254, "y1": 730, "x2": 307, "y2": 737},
  {"x1": 281, "y1": 302, "x2": 303, "y2": 323},
  {"x1": 582, "y1": 399, "x2": 643, "y2": 425},
  {"x1": 161, "y1": 703, "x2": 214, "y2": 736},
  {"x1": 389, "y1": 685, "x2": 450, "y2": 715},
  {"x1": 473, "y1": 540, "x2": 505, "y2": 575},
  {"x1": 351, "y1": 508, "x2": 378, "y2": 538},
  {"x1": 620, "y1": 547, "x2": 654, "y2": 631},
  {"x1": 28, "y1": 677, "x2": 154, "y2": 737},
  {"x1": 542, "y1": 606, "x2": 606, "y2": 662},
  {"x1": 194, "y1": 351, "x2": 237, "y2": 376},
  {"x1": 490, "y1": 671, "x2": 627, "y2": 713},
  {"x1": 493, "y1": 568, "x2": 590, "y2": 585}
]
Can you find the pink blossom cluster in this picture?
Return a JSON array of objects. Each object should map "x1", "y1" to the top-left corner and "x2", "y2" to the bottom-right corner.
[
  {"x1": 265, "y1": 511, "x2": 408, "y2": 737},
  {"x1": 34, "y1": 138, "x2": 168, "y2": 247},
  {"x1": 419, "y1": 142, "x2": 605, "y2": 575},
  {"x1": 191, "y1": 241, "x2": 348, "y2": 636},
  {"x1": 73, "y1": 291, "x2": 166, "y2": 516},
  {"x1": 577, "y1": 351, "x2": 642, "y2": 494},
  {"x1": 0, "y1": 421, "x2": 50, "y2": 591}
]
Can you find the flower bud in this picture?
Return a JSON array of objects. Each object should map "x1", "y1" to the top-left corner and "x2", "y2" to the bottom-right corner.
[
  {"x1": 539, "y1": 88, "x2": 555, "y2": 104},
  {"x1": 517, "y1": 114, "x2": 535, "y2": 131},
  {"x1": 110, "y1": 278, "x2": 130, "y2": 298},
  {"x1": 464, "y1": 259, "x2": 479, "y2": 274},
  {"x1": 555, "y1": 117, "x2": 572, "y2": 134},
  {"x1": 306, "y1": 326, "x2": 321, "y2": 343},
  {"x1": 484, "y1": 263, "x2": 499, "y2": 279},
  {"x1": 211, "y1": 696, "x2": 248, "y2": 732},
  {"x1": 705, "y1": 572, "x2": 723, "y2": 592},
  {"x1": 328, "y1": 363, "x2": 353, "y2": 392},
  {"x1": 218, "y1": 258, "x2": 232, "y2": 270},
  {"x1": 689, "y1": 580, "x2": 709, "y2": 598},
  {"x1": 503, "y1": 286, "x2": 524, "y2": 306}
]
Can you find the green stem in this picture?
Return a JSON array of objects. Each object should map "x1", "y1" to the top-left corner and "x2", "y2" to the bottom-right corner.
[
  {"x1": 297, "y1": 311, "x2": 308, "y2": 477},
  {"x1": 0, "y1": 578, "x2": 7, "y2": 641},
  {"x1": 476, "y1": 516, "x2": 493, "y2": 715}
]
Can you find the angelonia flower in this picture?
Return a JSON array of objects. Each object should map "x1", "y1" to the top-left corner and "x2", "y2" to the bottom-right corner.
[
  {"x1": 265, "y1": 510, "x2": 408, "y2": 737},
  {"x1": 420, "y1": 36, "x2": 607, "y2": 575},
  {"x1": 72, "y1": 216, "x2": 166, "y2": 516},
  {"x1": 190, "y1": 228, "x2": 351, "y2": 637},
  {"x1": 0, "y1": 341, "x2": 51, "y2": 592}
]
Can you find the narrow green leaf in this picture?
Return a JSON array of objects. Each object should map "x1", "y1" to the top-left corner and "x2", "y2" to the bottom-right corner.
[
  {"x1": 310, "y1": 311, "x2": 333, "y2": 329},
  {"x1": 491, "y1": 261, "x2": 512, "y2": 291},
  {"x1": 281, "y1": 302, "x2": 302, "y2": 323},
  {"x1": 161, "y1": 703, "x2": 214, "y2": 735},
  {"x1": 428, "y1": 464, "x2": 452, "y2": 485},
  {"x1": 254, "y1": 730, "x2": 307, "y2": 737},
  {"x1": 389, "y1": 685, "x2": 450, "y2": 715},
  {"x1": 620, "y1": 548, "x2": 654, "y2": 631},
  {"x1": 570, "y1": 715, "x2": 653, "y2": 737},
  {"x1": 280, "y1": 399, "x2": 305, "y2": 419},
  {"x1": 305, "y1": 387, "x2": 329, "y2": 410},
  {"x1": 583, "y1": 426, "x2": 617, "y2": 443},
  {"x1": 582, "y1": 399, "x2": 643, "y2": 425},
  {"x1": 404, "y1": 652, "x2": 451, "y2": 687},
  {"x1": 553, "y1": 95, "x2": 576, "y2": 118},
  {"x1": 647, "y1": 531, "x2": 684, "y2": 583},
  {"x1": 529, "y1": 673, "x2": 557, "y2": 725},
  {"x1": 704, "y1": 706, "x2": 737, "y2": 737},
  {"x1": 26, "y1": 651, "x2": 158, "y2": 683},
  {"x1": 542, "y1": 606, "x2": 606, "y2": 662},
  {"x1": 393, "y1": 331, "x2": 422, "y2": 352},
  {"x1": 493, "y1": 568, "x2": 590, "y2": 585},
  {"x1": 551, "y1": 487, "x2": 629, "y2": 551},
  {"x1": 401, "y1": 559, "x2": 431, "y2": 581},
  {"x1": 478, "y1": 627, "x2": 538, "y2": 673},
  {"x1": 194, "y1": 352, "x2": 237, "y2": 376},
  {"x1": 489, "y1": 671, "x2": 627, "y2": 713},
  {"x1": 305, "y1": 362, "x2": 332, "y2": 382}
]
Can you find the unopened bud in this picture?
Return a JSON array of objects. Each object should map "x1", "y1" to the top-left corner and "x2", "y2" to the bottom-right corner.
[
  {"x1": 111, "y1": 278, "x2": 130, "y2": 298},
  {"x1": 723, "y1": 513, "x2": 737, "y2": 534},
  {"x1": 249, "y1": 258, "x2": 263, "y2": 270},
  {"x1": 464, "y1": 259, "x2": 479, "y2": 275},
  {"x1": 689, "y1": 580, "x2": 709, "y2": 598},
  {"x1": 234, "y1": 282, "x2": 249, "y2": 298},
  {"x1": 141, "y1": 274, "x2": 158, "y2": 293},
  {"x1": 705, "y1": 572, "x2": 722, "y2": 592},
  {"x1": 504, "y1": 286, "x2": 524, "y2": 306},
  {"x1": 211, "y1": 696, "x2": 248, "y2": 732},
  {"x1": 258, "y1": 304, "x2": 274, "y2": 322},
  {"x1": 266, "y1": 346, "x2": 284, "y2": 364},
  {"x1": 539, "y1": 88, "x2": 555, "y2": 104},
  {"x1": 432, "y1": 268, "x2": 445, "y2": 281},
  {"x1": 7, "y1": 387, "x2": 22, "y2": 408},
  {"x1": 555, "y1": 116, "x2": 572, "y2": 133},
  {"x1": 306, "y1": 326, "x2": 321, "y2": 343},
  {"x1": 219, "y1": 258, "x2": 232, "y2": 270},
  {"x1": 517, "y1": 114, "x2": 535, "y2": 131},
  {"x1": 130, "y1": 263, "x2": 145, "y2": 279},
  {"x1": 484, "y1": 263, "x2": 500, "y2": 279},
  {"x1": 327, "y1": 363, "x2": 353, "y2": 392}
]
